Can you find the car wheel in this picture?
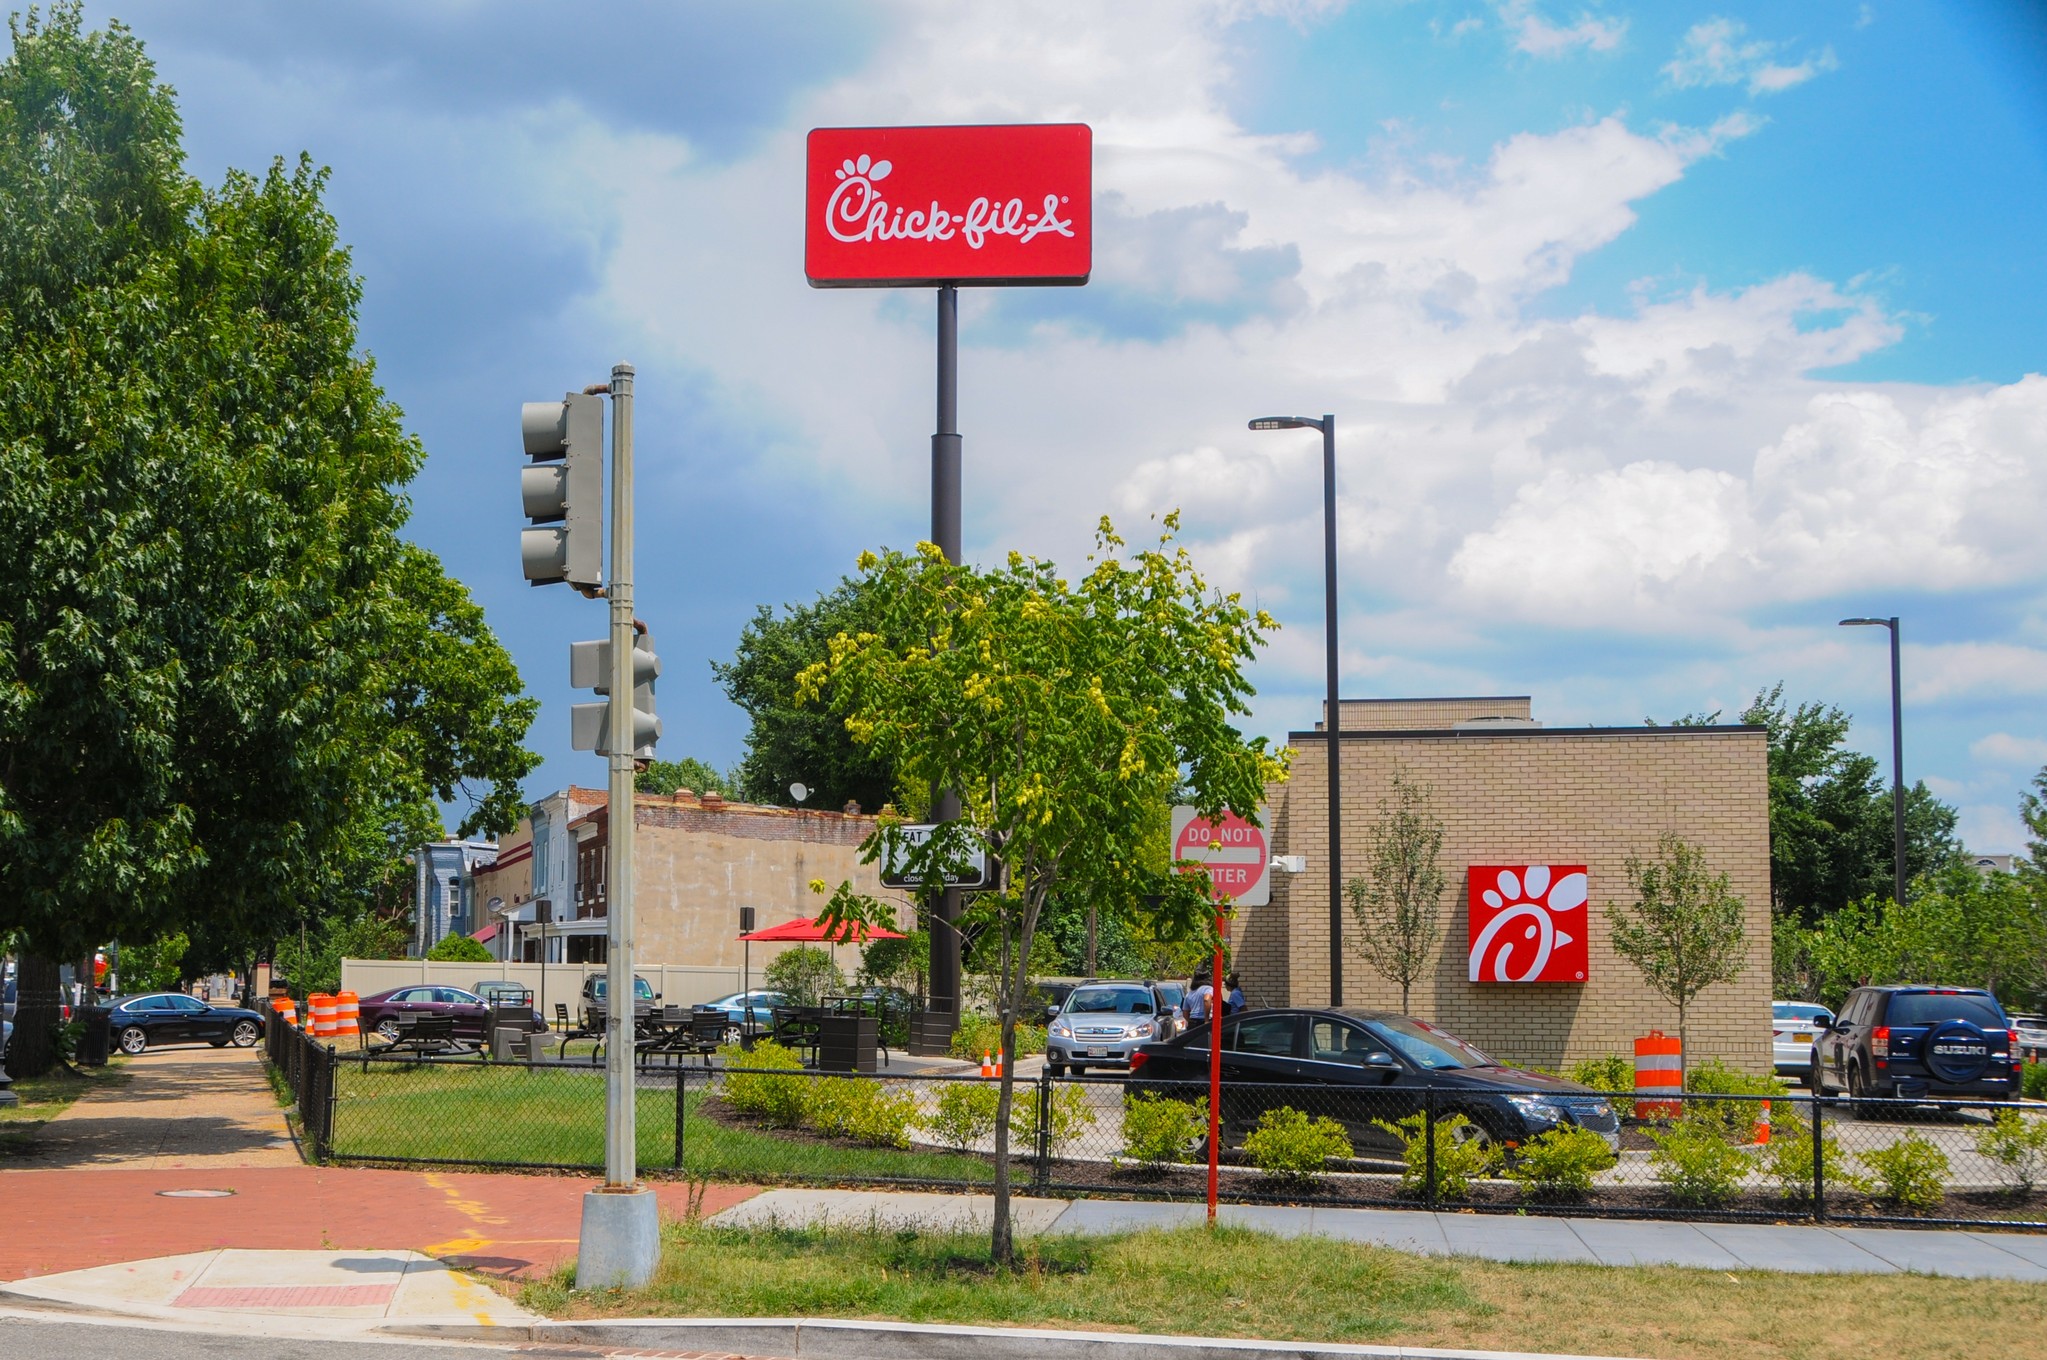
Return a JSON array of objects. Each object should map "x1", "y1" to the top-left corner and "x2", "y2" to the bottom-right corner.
[
  {"x1": 1450, "y1": 1118, "x2": 1497, "y2": 1152},
  {"x1": 118, "y1": 1026, "x2": 148, "y2": 1055},
  {"x1": 375, "y1": 1018, "x2": 401, "y2": 1042},
  {"x1": 1848, "y1": 1063, "x2": 1873, "y2": 1120},
  {"x1": 723, "y1": 1025, "x2": 743, "y2": 1046},
  {"x1": 1809, "y1": 1057, "x2": 1825, "y2": 1093},
  {"x1": 231, "y1": 1020, "x2": 259, "y2": 1047}
]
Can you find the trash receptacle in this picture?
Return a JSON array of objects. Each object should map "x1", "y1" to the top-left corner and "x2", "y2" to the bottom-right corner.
[
  {"x1": 817, "y1": 1013, "x2": 878, "y2": 1074},
  {"x1": 492, "y1": 1025, "x2": 527, "y2": 1062},
  {"x1": 79, "y1": 1007, "x2": 112, "y2": 1067}
]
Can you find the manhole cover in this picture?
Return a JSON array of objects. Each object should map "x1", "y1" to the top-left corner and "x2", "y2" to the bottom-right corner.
[{"x1": 157, "y1": 1189, "x2": 236, "y2": 1198}]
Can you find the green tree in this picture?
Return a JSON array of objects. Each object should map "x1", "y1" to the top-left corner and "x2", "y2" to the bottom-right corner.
[
  {"x1": 800, "y1": 515, "x2": 1288, "y2": 1264},
  {"x1": 762, "y1": 944, "x2": 843, "y2": 1007},
  {"x1": 635, "y1": 757, "x2": 737, "y2": 799},
  {"x1": 424, "y1": 933, "x2": 493, "y2": 964},
  {"x1": 0, "y1": 8, "x2": 535, "y2": 1071},
  {"x1": 2021, "y1": 764, "x2": 2047, "y2": 874},
  {"x1": 1658, "y1": 685, "x2": 1958, "y2": 922},
  {"x1": 1800, "y1": 867, "x2": 2047, "y2": 1010},
  {"x1": 857, "y1": 928, "x2": 930, "y2": 996},
  {"x1": 117, "y1": 930, "x2": 188, "y2": 994},
  {"x1": 270, "y1": 910, "x2": 407, "y2": 998},
  {"x1": 713, "y1": 579, "x2": 896, "y2": 811},
  {"x1": 1344, "y1": 769, "x2": 1447, "y2": 1014},
  {"x1": 1605, "y1": 833, "x2": 1749, "y2": 1081}
]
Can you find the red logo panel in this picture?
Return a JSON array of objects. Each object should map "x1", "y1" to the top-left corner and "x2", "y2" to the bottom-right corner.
[
  {"x1": 805, "y1": 124, "x2": 1092, "y2": 287},
  {"x1": 1467, "y1": 866, "x2": 1589, "y2": 984}
]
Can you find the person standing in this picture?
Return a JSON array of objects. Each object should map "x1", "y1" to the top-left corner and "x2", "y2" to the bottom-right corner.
[
  {"x1": 1224, "y1": 972, "x2": 1245, "y2": 1015},
  {"x1": 1185, "y1": 973, "x2": 1214, "y2": 1026}
]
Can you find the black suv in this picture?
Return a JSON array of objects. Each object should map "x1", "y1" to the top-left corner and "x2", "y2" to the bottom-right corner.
[{"x1": 1812, "y1": 985, "x2": 2018, "y2": 1108}]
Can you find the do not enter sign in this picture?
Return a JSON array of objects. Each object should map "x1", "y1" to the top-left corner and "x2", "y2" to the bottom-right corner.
[{"x1": 1170, "y1": 806, "x2": 1270, "y2": 906}]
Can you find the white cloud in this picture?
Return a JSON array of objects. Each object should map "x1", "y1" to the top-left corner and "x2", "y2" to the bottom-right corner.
[
  {"x1": 1971, "y1": 733, "x2": 2047, "y2": 767},
  {"x1": 1664, "y1": 18, "x2": 1836, "y2": 96},
  {"x1": 1907, "y1": 643, "x2": 2047, "y2": 703},
  {"x1": 1497, "y1": 2, "x2": 1626, "y2": 58}
]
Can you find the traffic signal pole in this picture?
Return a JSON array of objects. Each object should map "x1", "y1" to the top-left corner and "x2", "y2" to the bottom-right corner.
[
  {"x1": 928, "y1": 286, "x2": 964, "y2": 1041},
  {"x1": 575, "y1": 360, "x2": 658, "y2": 1289}
]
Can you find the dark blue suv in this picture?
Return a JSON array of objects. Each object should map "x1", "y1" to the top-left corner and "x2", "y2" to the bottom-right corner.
[{"x1": 1812, "y1": 985, "x2": 2019, "y2": 1110}]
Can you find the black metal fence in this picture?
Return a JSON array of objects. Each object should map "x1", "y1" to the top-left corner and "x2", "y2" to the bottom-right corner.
[{"x1": 264, "y1": 1039, "x2": 2047, "y2": 1230}]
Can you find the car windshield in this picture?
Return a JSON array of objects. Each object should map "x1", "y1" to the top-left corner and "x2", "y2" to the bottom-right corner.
[
  {"x1": 1367, "y1": 1016, "x2": 1495, "y2": 1070},
  {"x1": 1888, "y1": 992, "x2": 2004, "y2": 1028},
  {"x1": 1066, "y1": 987, "x2": 1153, "y2": 1015},
  {"x1": 590, "y1": 978, "x2": 655, "y2": 1001},
  {"x1": 1774, "y1": 1004, "x2": 1826, "y2": 1020}
]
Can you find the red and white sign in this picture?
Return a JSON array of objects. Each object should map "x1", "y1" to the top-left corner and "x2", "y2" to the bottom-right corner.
[
  {"x1": 1467, "y1": 865, "x2": 1589, "y2": 984},
  {"x1": 1171, "y1": 806, "x2": 1270, "y2": 907},
  {"x1": 805, "y1": 123, "x2": 1092, "y2": 288}
]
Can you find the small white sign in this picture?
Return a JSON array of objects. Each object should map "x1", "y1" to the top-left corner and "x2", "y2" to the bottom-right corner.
[{"x1": 879, "y1": 823, "x2": 990, "y2": 890}]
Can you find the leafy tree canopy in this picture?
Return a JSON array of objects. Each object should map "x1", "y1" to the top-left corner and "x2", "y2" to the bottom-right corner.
[
  {"x1": 0, "y1": 7, "x2": 536, "y2": 965},
  {"x1": 1656, "y1": 683, "x2": 1958, "y2": 921},
  {"x1": 713, "y1": 579, "x2": 897, "y2": 812},
  {"x1": 635, "y1": 756, "x2": 737, "y2": 799},
  {"x1": 424, "y1": 933, "x2": 494, "y2": 963}
]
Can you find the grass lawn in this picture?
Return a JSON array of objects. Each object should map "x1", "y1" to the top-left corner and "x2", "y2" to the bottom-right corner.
[
  {"x1": 522, "y1": 1220, "x2": 2047, "y2": 1360},
  {"x1": 0, "y1": 1060, "x2": 130, "y2": 1158},
  {"x1": 329, "y1": 1062, "x2": 992, "y2": 1184}
]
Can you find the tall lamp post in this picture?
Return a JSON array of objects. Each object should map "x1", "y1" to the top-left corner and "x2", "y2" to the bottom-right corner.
[
  {"x1": 1840, "y1": 616, "x2": 1907, "y2": 907},
  {"x1": 1250, "y1": 413, "x2": 1342, "y2": 1006}
]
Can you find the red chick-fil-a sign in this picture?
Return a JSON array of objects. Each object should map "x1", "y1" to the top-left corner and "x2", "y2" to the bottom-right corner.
[{"x1": 805, "y1": 124, "x2": 1092, "y2": 288}]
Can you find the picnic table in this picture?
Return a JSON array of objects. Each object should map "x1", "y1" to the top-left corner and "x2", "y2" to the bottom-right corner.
[{"x1": 373, "y1": 1012, "x2": 472, "y2": 1057}]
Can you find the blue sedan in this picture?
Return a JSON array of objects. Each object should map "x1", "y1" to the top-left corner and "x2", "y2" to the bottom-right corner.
[
  {"x1": 105, "y1": 993, "x2": 267, "y2": 1054},
  {"x1": 700, "y1": 990, "x2": 792, "y2": 1040}
]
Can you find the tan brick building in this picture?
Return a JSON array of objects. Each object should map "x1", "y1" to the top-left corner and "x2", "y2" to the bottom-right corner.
[{"x1": 1239, "y1": 697, "x2": 1773, "y2": 1073}]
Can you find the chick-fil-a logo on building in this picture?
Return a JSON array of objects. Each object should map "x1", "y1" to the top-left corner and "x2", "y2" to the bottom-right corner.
[
  {"x1": 1467, "y1": 865, "x2": 1590, "y2": 984},
  {"x1": 806, "y1": 124, "x2": 1092, "y2": 288}
]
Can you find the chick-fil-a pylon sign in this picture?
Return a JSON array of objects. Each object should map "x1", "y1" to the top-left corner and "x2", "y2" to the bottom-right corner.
[{"x1": 805, "y1": 123, "x2": 1092, "y2": 288}]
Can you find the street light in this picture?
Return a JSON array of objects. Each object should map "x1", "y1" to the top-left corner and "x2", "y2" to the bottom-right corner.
[
  {"x1": 1840, "y1": 616, "x2": 1907, "y2": 907},
  {"x1": 1250, "y1": 413, "x2": 1342, "y2": 1007}
]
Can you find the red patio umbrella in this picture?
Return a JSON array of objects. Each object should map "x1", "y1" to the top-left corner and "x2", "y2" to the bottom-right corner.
[{"x1": 738, "y1": 914, "x2": 905, "y2": 943}]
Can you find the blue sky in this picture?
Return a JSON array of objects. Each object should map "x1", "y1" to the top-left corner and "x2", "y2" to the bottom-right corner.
[{"x1": 33, "y1": 1, "x2": 2047, "y2": 851}]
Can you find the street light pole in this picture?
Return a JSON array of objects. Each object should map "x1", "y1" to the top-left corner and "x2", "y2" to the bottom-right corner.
[
  {"x1": 1840, "y1": 616, "x2": 1907, "y2": 907},
  {"x1": 1251, "y1": 414, "x2": 1342, "y2": 1006}
]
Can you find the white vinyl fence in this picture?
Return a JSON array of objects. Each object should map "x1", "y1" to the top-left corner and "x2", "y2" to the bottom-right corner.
[{"x1": 336, "y1": 958, "x2": 750, "y2": 1015}]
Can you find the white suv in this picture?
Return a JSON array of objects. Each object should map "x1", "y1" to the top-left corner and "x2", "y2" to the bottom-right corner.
[
  {"x1": 1046, "y1": 982, "x2": 1169, "y2": 1076},
  {"x1": 1773, "y1": 1000, "x2": 1833, "y2": 1082}
]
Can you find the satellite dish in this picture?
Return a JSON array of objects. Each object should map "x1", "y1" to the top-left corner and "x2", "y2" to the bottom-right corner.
[{"x1": 789, "y1": 783, "x2": 810, "y2": 804}]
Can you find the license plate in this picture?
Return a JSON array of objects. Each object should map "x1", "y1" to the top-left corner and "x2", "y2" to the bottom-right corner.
[
  {"x1": 1792, "y1": 1031, "x2": 1811, "y2": 1042},
  {"x1": 1086, "y1": 1049, "x2": 1107, "y2": 1058}
]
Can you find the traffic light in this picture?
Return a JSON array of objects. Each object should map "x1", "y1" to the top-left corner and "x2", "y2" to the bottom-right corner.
[
  {"x1": 568, "y1": 631, "x2": 661, "y2": 758},
  {"x1": 520, "y1": 393, "x2": 603, "y2": 588}
]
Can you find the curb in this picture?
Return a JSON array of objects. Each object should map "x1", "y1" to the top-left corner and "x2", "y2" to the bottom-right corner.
[{"x1": 382, "y1": 1317, "x2": 1646, "y2": 1360}]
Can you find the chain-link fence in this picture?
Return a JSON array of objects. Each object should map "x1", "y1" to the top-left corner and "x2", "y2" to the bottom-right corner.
[{"x1": 266, "y1": 1040, "x2": 2047, "y2": 1229}]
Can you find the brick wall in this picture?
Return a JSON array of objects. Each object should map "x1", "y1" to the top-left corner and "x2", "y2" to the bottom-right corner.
[
  {"x1": 1243, "y1": 724, "x2": 1772, "y2": 1073},
  {"x1": 1332, "y1": 696, "x2": 1532, "y2": 731}
]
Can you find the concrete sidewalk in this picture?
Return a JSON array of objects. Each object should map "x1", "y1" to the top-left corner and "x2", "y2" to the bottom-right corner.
[
  {"x1": 25, "y1": 1046, "x2": 298, "y2": 1172},
  {"x1": 709, "y1": 1187, "x2": 2047, "y2": 1281},
  {"x1": 0, "y1": 1248, "x2": 538, "y2": 1336}
]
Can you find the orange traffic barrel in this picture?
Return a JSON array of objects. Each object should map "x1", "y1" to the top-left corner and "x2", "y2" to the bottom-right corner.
[
  {"x1": 272, "y1": 996, "x2": 297, "y2": 1028},
  {"x1": 334, "y1": 991, "x2": 360, "y2": 1042},
  {"x1": 309, "y1": 992, "x2": 337, "y2": 1038},
  {"x1": 1634, "y1": 1030, "x2": 1683, "y2": 1119}
]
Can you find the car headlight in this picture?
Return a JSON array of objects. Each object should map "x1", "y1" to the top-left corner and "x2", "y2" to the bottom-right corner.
[
  {"x1": 1504, "y1": 1094, "x2": 1564, "y2": 1126},
  {"x1": 1131, "y1": 1023, "x2": 1154, "y2": 1039},
  {"x1": 1051, "y1": 1023, "x2": 1072, "y2": 1038}
]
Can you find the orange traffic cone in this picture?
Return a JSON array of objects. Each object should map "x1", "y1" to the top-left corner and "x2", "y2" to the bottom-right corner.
[
  {"x1": 993, "y1": 1052, "x2": 1004, "y2": 1078},
  {"x1": 1754, "y1": 1099, "x2": 1771, "y2": 1145},
  {"x1": 980, "y1": 1052, "x2": 993, "y2": 1078}
]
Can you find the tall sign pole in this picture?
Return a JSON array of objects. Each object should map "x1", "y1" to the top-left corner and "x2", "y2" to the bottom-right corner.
[
  {"x1": 805, "y1": 122, "x2": 1092, "y2": 1051},
  {"x1": 930, "y1": 284, "x2": 964, "y2": 1031},
  {"x1": 602, "y1": 360, "x2": 637, "y2": 1190}
]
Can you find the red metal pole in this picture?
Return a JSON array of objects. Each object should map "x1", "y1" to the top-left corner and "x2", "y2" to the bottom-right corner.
[{"x1": 1208, "y1": 910, "x2": 1224, "y2": 1222}]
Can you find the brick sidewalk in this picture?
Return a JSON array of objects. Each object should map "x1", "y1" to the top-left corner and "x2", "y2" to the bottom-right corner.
[{"x1": 0, "y1": 1163, "x2": 756, "y2": 1282}]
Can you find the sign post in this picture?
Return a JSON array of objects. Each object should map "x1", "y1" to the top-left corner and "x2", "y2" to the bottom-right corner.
[{"x1": 807, "y1": 123, "x2": 1091, "y2": 1051}]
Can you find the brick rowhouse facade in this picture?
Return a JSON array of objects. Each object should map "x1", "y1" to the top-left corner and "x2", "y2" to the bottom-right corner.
[{"x1": 1238, "y1": 697, "x2": 1773, "y2": 1073}]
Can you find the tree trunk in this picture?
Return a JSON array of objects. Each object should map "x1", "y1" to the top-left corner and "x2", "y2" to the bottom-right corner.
[
  {"x1": 1084, "y1": 902, "x2": 1096, "y2": 976},
  {"x1": 1677, "y1": 998, "x2": 1689, "y2": 1089},
  {"x1": 10, "y1": 955, "x2": 63, "y2": 1078}
]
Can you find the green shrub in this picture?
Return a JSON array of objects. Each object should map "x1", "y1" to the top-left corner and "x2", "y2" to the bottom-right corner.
[
  {"x1": 1861, "y1": 1132, "x2": 1949, "y2": 1212},
  {"x1": 1244, "y1": 1106, "x2": 1353, "y2": 1184},
  {"x1": 1761, "y1": 1116, "x2": 1869, "y2": 1203},
  {"x1": 1503, "y1": 1125, "x2": 1616, "y2": 1201},
  {"x1": 1371, "y1": 1111, "x2": 1495, "y2": 1200},
  {"x1": 1647, "y1": 1113, "x2": 1755, "y2": 1208},
  {"x1": 1564, "y1": 1054, "x2": 1637, "y2": 1119},
  {"x1": 948, "y1": 1014, "x2": 1047, "y2": 1062},
  {"x1": 926, "y1": 1081, "x2": 1002, "y2": 1152},
  {"x1": 806, "y1": 1078, "x2": 920, "y2": 1149},
  {"x1": 1010, "y1": 1082, "x2": 1097, "y2": 1157},
  {"x1": 2022, "y1": 1062, "x2": 2047, "y2": 1101},
  {"x1": 1682, "y1": 1058, "x2": 1787, "y2": 1138},
  {"x1": 1118, "y1": 1091, "x2": 1207, "y2": 1172},
  {"x1": 1974, "y1": 1110, "x2": 2047, "y2": 1196},
  {"x1": 424, "y1": 933, "x2": 493, "y2": 963},
  {"x1": 719, "y1": 1039, "x2": 811, "y2": 1127},
  {"x1": 762, "y1": 945, "x2": 843, "y2": 1007}
]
